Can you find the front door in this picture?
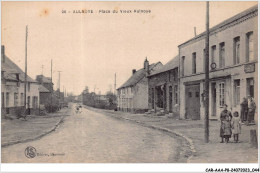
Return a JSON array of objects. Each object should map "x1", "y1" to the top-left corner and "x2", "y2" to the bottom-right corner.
[
  {"x1": 185, "y1": 85, "x2": 200, "y2": 120},
  {"x1": 27, "y1": 96, "x2": 31, "y2": 115},
  {"x1": 169, "y1": 86, "x2": 173, "y2": 112}
]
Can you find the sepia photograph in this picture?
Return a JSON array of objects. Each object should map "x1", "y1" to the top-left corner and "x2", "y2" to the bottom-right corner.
[{"x1": 0, "y1": 0, "x2": 259, "y2": 171}]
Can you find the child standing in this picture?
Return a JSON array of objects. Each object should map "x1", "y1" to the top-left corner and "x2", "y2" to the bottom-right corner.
[
  {"x1": 222, "y1": 115, "x2": 232, "y2": 143},
  {"x1": 231, "y1": 111, "x2": 242, "y2": 143}
]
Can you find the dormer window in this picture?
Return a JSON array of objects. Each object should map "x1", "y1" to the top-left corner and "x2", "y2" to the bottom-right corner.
[{"x1": 16, "y1": 74, "x2": 19, "y2": 81}]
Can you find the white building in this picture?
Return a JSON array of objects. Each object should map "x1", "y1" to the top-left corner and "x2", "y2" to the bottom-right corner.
[
  {"x1": 178, "y1": 5, "x2": 258, "y2": 120},
  {"x1": 1, "y1": 45, "x2": 40, "y2": 117}
]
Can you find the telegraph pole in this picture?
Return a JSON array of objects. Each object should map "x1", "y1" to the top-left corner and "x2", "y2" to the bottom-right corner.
[
  {"x1": 51, "y1": 59, "x2": 53, "y2": 112},
  {"x1": 41, "y1": 65, "x2": 44, "y2": 75},
  {"x1": 204, "y1": 1, "x2": 210, "y2": 143},
  {"x1": 57, "y1": 71, "x2": 62, "y2": 98},
  {"x1": 114, "y1": 73, "x2": 117, "y2": 95},
  {"x1": 24, "y1": 25, "x2": 28, "y2": 118}
]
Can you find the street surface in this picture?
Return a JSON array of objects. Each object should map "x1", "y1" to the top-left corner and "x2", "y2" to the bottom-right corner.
[{"x1": 2, "y1": 104, "x2": 184, "y2": 163}]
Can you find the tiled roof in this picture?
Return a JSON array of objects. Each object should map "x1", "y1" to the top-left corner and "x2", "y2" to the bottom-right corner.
[
  {"x1": 179, "y1": 5, "x2": 258, "y2": 47},
  {"x1": 118, "y1": 62, "x2": 161, "y2": 89},
  {"x1": 2, "y1": 55, "x2": 37, "y2": 83},
  {"x1": 39, "y1": 85, "x2": 51, "y2": 93},
  {"x1": 149, "y1": 56, "x2": 179, "y2": 76}
]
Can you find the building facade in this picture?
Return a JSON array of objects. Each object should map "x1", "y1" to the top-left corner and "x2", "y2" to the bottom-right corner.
[
  {"x1": 117, "y1": 59, "x2": 162, "y2": 113},
  {"x1": 148, "y1": 56, "x2": 179, "y2": 114},
  {"x1": 179, "y1": 5, "x2": 258, "y2": 120},
  {"x1": 1, "y1": 45, "x2": 40, "y2": 117}
]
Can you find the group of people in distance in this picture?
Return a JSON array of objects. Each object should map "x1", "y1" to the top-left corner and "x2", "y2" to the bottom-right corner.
[
  {"x1": 75, "y1": 104, "x2": 82, "y2": 114},
  {"x1": 220, "y1": 96, "x2": 256, "y2": 143}
]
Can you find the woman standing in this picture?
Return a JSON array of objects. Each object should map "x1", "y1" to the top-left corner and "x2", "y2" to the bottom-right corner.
[
  {"x1": 247, "y1": 97, "x2": 256, "y2": 125},
  {"x1": 240, "y1": 97, "x2": 248, "y2": 122},
  {"x1": 220, "y1": 104, "x2": 232, "y2": 143}
]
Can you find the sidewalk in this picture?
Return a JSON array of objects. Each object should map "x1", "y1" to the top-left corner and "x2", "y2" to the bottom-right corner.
[
  {"x1": 1, "y1": 108, "x2": 70, "y2": 147},
  {"x1": 87, "y1": 107, "x2": 258, "y2": 163}
]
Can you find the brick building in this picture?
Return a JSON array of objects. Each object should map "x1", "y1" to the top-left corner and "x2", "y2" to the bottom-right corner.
[
  {"x1": 1, "y1": 45, "x2": 40, "y2": 117},
  {"x1": 117, "y1": 58, "x2": 162, "y2": 113},
  {"x1": 147, "y1": 56, "x2": 179, "y2": 114},
  {"x1": 179, "y1": 5, "x2": 258, "y2": 120}
]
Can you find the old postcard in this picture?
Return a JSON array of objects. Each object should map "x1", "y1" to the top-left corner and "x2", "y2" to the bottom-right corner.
[{"x1": 1, "y1": 1, "x2": 259, "y2": 172}]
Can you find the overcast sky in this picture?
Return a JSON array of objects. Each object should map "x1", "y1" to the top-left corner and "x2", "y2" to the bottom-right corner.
[{"x1": 1, "y1": 1, "x2": 257, "y2": 95}]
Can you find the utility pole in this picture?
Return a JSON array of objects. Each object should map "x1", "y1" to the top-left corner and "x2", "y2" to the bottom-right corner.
[
  {"x1": 57, "y1": 71, "x2": 62, "y2": 109},
  {"x1": 57, "y1": 71, "x2": 62, "y2": 98},
  {"x1": 41, "y1": 65, "x2": 44, "y2": 75},
  {"x1": 51, "y1": 59, "x2": 53, "y2": 112},
  {"x1": 24, "y1": 25, "x2": 28, "y2": 118},
  {"x1": 204, "y1": 1, "x2": 210, "y2": 143},
  {"x1": 114, "y1": 73, "x2": 117, "y2": 95}
]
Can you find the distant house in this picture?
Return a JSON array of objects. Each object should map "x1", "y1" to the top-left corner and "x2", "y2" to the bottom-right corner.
[
  {"x1": 38, "y1": 84, "x2": 51, "y2": 105},
  {"x1": 36, "y1": 75, "x2": 53, "y2": 92},
  {"x1": 117, "y1": 58, "x2": 162, "y2": 113},
  {"x1": 1, "y1": 45, "x2": 40, "y2": 117},
  {"x1": 36, "y1": 75, "x2": 53, "y2": 105},
  {"x1": 148, "y1": 56, "x2": 179, "y2": 114}
]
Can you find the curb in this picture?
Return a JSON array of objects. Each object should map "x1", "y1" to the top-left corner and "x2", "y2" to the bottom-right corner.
[
  {"x1": 104, "y1": 113, "x2": 197, "y2": 162},
  {"x1": 1, "y1": 116, "x2": 65, "y2": 148}
]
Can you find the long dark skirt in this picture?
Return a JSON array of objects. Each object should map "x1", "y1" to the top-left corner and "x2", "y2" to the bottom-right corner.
[
  {"x1": 241, "y1": 109, "x2": 248, "y2": 122},
  {"x1": 248, "y1": 110, "x2": 255, "y2": 122},
  {"x1": 220, "y1": 127, "x2": 224, "y2": 137}
]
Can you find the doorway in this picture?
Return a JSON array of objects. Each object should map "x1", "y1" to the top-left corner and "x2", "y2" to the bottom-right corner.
[
  {"x1": 169, "y1": 86, "x2": 173, "y2": 112},
  {"x1": 185, "y1": 84, "x2": 200, "y2": 120}
]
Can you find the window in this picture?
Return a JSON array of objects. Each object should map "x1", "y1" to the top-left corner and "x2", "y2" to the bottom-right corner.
[
  {"x1": 203, "y1": 49, "x2": 205, "y2": 72},
  {"x1": 233, "y1": 37, "x2": 240, "y2": 65},
  {"x1": 247, "y1": 78, "x2": 254, "y2": 98},
  {"x1": 1, "y1": 92, "x2": 4, "y2": 108},
  {"x1": 211, "y1": 45, "x2": 216, "y2": 64},
  {"x1": 219, "y1": 42, "x2": 225, "y2": 68},
  {"x1": 192, "y1": 52, "x2": 196, "y2": 74},
  {"x1": 234, "y1": 80, "x2": 240, "y2": 106},
  {"x1": 174, "y1": 85, "x2": 178, "y2": 104},
  {"x1": 181, "y1": 56, "x2": 185, "y2": 76},
  {"x1": 188, "y1": 92, "x2": 192, "y2": 98},
  {"x1": 28, "y1": 82, "x2": 31, "y2": 92},
  {"x1": 246, "y1": 32, "x2": 254, "y2": 62},
  {"x1": 219, "y1": 82, "x2": 225, "y2": 107},
  {"x1": 20, "y1": 93, "x2": 24, "y2": 106},
  {"x1": 27, "y1": 96, "x2": 31, "y2": 108},
  {"x1": 14, "y1": 93, "x2": 18, "y2": 106},
  {"x1": 173, "y1": 68, "x2": 178, "y2": 81},
  {"x1": 6, "y1": 92, "x2": 9, "y2": 107}
]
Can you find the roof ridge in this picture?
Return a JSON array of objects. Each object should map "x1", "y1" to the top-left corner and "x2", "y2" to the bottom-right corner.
[{"x1": 179, "y1": 4, "x2": 258, "y2": 47}]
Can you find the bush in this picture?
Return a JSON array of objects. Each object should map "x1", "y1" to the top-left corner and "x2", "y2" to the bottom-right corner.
[{"x1": 44, "y1": 103, "x2": 60, "y2": 113}]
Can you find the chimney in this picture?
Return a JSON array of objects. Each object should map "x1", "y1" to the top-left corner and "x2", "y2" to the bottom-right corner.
[
  {"x1": 1, "y1": 45, "x2": 5, "y2": 63},
  {"x1": 194, "y1": 27, "x2": 197, "y2": 37},
  {"x1": 144, "y1": 57, "x2": 149, "y2": 77},
  {"x1": 132, "y1": 69, "x2": 136, "y2": 75},
  {"x1": 36, "y1": 75, "x2": 43, "y2": 84}
]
